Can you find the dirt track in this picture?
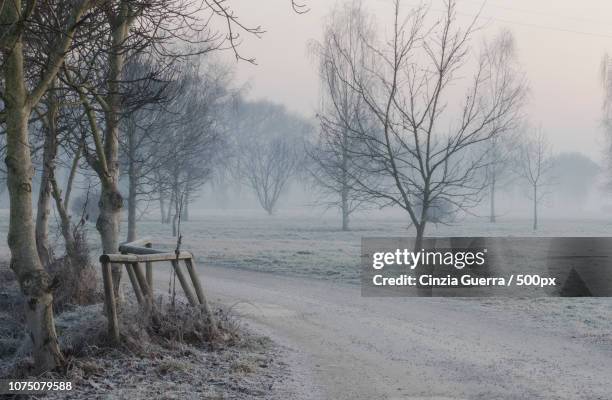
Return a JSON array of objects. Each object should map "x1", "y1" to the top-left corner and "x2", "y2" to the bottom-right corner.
[{"x1": 153, "y1": 266, "x2": 612, "y2": 400}]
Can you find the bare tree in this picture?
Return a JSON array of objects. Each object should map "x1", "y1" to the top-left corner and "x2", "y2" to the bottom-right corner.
[
  {"x1": 309, "y1": 0, "x2": 374, "y2": 230},
  {"x1": 482, "y1": 30, "x2": 526, "y2": 223},
  {"x1": 148, "y1": 59, "x2": 231, "y2": 235},
  {"x1": 233, "y1": 100, "x2": 310, "y2": 215},
  {"x1": 516, "y1": 129, "x2": 554, "y2": 231},
  {"x1": 323, "y1": 0, "x2": 527, "y2": 249},
  {"x1": 244, "y1": 137, "x2": 301, "y2": 215},
  {"x1": 120, "y1": 55, "x2": 177, "y2": 241}
]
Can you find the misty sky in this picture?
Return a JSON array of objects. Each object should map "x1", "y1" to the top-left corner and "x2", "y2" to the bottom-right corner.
[{"x1": 220, "y1": 0, "x2": 612, "y2": 162}]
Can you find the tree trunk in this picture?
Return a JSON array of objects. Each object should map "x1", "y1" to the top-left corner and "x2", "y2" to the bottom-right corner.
[
  {"x1": 97, "y1": 183, "x2": 123, "y2": 296},
  {"x1": 414, "y1": 221, "x2": 432, "y2": 296},
  {"x1": 341, "y1": 185, "x2": 349, "y2": 231},
  {"x1": 159, "y1": 196, "x2": 166, "y2": 224},
  {"x1": 165, "y1": 195, "x2": 174, "y2": 224},
  {"x1": 35, "y1": 85, "x2": 59, "y2": 266},
  {"x1": 414, "y1": 222, "x2": 426, "y2": 253},
  {"x1": 64, "y1": 143, "x2": 81, "y2": 211},
  {"x1": 181, "y1": 191, "x2": 189, "y2": 222},
  {"x1": 2, "y1": 35, "x2": 63, "y2": 371},
  {"x1": 489, "y1": 174, "x2": 496, "y2": 223},
  {"x1": 50, "y1": 175, "x2": 77, "y2": 263},
  {"x1": 96, "y1": 15, "x2": 128, "y2": 297},
  {"x1": 127, "y1": 121, "x2": 137, "y2": 242},
  {"x1": 127, "y1": 179, "x2": 137, "y2": 242},
  {"x1": 533, "y1": 185, "x2": 538, "y2": 231},
  {"x1": 341, "y1": 128, "x2": 350, "y2": 231},
  {"x1": 172, "y1": 196, "x2": 179, "y2": 237}
]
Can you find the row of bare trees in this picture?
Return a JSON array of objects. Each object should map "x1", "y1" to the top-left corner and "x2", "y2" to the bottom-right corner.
[
  {"x1": 0, "y1": 0, "x2": 304, "y2": 372},
  {"x1": 121, "y1": 58, "x2": 233, "y2": 238}
]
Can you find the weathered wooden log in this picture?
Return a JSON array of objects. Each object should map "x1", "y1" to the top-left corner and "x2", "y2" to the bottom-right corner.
[
  {"x1": 184, "y1": 258, "x2": 205, "y2": 305},
  {"x1": 184, "y1": 258, "x2": 218, "y2": 337},
  {"x1": 101, "y1": 261, "x2": 120, "y2": 342},
  {"x1": 145, "y1": 243, "x2": 153, "y2": 288},
  {"x1": 124, "y1": 262, "x2": 144, "y2": 304},
  {"x1": 119, "y1": 237, "x2": 152, "y2": 249},
  {"x1": 100, "y1": 251, "x2": 193, "y2": 264},
  {"x1": 170, "y1": 259, "x2": 198, "y2": 306},
  {"x1": 132, "y1": 262, "x2": 154, "y2": 302}
]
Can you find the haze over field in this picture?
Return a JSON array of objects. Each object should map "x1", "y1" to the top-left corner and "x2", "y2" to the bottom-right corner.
[{"x1": 223, "y1": 0, "x2": 612, "y2": 160}]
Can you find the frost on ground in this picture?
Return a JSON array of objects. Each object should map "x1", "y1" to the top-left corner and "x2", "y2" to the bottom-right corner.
[
  {"x1": 0, "y1": 262, "x2": 297, "y2": 399},
  {"x1": 0, "y1": 209, "x2": 611, "y2": 398},
  {"x1": 127, "y1": 210, "x2": 612, "y2": 354}
]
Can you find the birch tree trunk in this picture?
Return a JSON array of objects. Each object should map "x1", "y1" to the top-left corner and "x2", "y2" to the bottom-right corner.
[{"x1": 2, "y1": 34, "x2": 63, "y2": 371}]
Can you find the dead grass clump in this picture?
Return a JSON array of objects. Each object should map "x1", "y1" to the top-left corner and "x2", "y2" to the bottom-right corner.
[
  {"x1": 135, "y1": 298, "x2": 241, "y2": 349},
  {"x1": 0, "y1": 262, "x2": 25, "y2": 361},
  {"x1": 48, "y1": 230, "x2": 100, "y2": 311},
  {"x1": 155, "y1": 358, "x2": 191, "y2": 375}
]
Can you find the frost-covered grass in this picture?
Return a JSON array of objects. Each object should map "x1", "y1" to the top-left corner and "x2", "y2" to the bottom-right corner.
[
  {"x1": 122, "y1": 209, "x2": 612, "y2": 349},
  {"x1": 1, "y1": 208, "x2": 610, "y2": 284},
  {"x1": 0, "y1": 208, "x2": 611, "y2": 347},
  {"x1": 121, "y1": 209, "x2": 612, "y2": 284}
]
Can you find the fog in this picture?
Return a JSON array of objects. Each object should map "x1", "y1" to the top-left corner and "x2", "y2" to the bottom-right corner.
[
  {"x1": 222, "y1": 0, "x2": 611, "y2": 160},
  {"x1": 185, "y1": 0, "x2": 612, "y2": 222},
  {"x1": 4, "y1": 0, "x2": 612, "y2": 224}
]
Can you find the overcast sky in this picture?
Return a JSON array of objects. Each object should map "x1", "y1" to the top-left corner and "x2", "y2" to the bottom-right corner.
[{"x1": 219, "y1": 0, "x2": 612, "y2": 162}]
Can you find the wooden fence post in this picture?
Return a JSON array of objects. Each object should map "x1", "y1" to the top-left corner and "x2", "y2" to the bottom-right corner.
[
  {"x1": 101, "y1": 261, "x2": 120, "y2": 342},
  {"x1": 184, "y1": 258, "x2": 218, "y2": 337},
  {"x1": 125, "y1": 262, "x2": 144, "y2": 305},
  {"x1": 184, "y1": 258, "x2": 205, "y2": 305},
  {"x1": 145, "y1": 243, "x2": 153, "y2": 287},
  {"x1": 132, "y1": 262, "x2": 154, "y2": 304},
  {"x1": 170, "y1": 259, "x2": 198, "y2": 306}
]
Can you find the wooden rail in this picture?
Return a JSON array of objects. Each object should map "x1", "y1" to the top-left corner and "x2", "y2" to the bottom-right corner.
[{"x1": 100, "y1": 237, "x2": 216, "y2": 342}]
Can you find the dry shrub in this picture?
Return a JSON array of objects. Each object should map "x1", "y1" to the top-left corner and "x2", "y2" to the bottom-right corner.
[
  {"x1": 0, "y1": 262, "x2": 25, "y2": 362},
  {"x1": 58, "y1": 298, "x2": 242, "y2": 359},
  {"x1": 48, "y1": 229, "x2": 100, "y2": 311}
]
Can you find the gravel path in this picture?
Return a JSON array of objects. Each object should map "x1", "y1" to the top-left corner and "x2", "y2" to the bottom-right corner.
[{"x1": 173, "y1": 266, "x2": 612, "y2": 400}]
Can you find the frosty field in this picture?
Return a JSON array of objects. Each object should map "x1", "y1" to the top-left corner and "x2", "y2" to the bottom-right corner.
[
  {"x1": 117, "y1": 210, "x2": 612, "y2": 284},
  {"x1": 1, "y1": 209, "x2": 611, "y2": 398}
]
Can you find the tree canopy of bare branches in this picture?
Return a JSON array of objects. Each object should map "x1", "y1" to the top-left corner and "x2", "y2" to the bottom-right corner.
[
  {"x1": 308, "y1": 0, "x2": 375, "y2": 230},
  {"x1": 232, "y1": 100, "x2": 312, "y2": 215},
  {"x1": 319, "y1": 0, "x2": 527, "y2": 247}
]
